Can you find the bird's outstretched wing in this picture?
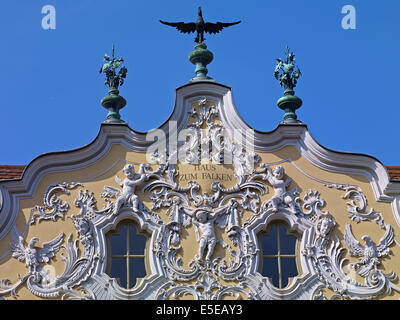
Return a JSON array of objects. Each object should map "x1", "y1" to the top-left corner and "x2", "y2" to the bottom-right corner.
[
  {"x1": 37, "y1": 233, "x2": 64, "y2": 263},
  {"x1": 344, "y1": 224, "x2": 365, "y2": 257},
  {"x1": 10, "y1": 236, "x2": 26, "y2": 262},
  {"x1": 377, "y1": 224, "x2": 394, "y2": 257},
  {"x1": 159, "y1": 20, "x2": 196, "y2": 34},
  {"x1": 204, "y1": 21, "x2": 241, "y2": 34}
]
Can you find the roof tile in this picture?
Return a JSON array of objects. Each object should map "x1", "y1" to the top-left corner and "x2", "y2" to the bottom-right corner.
[{"x1": 0, "y1": 165, "x2": 26, "y2": 180}]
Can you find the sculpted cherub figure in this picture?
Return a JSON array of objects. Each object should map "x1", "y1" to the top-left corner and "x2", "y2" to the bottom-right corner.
[
  {"x1": 191, "y1": 206, "x2": 229, "y2": 261},
  {"x1": 113, "y1": 163, "x2": 149, "y2": 215},
  {"x1": 314, "y1": 212, "x2": 336, "y2": 249},
  {"x1": 265, "y1": 166, "x2": 298, "y2": 214}
]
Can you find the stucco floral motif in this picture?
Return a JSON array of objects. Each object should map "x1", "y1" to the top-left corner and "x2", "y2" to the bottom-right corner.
[
  {"x1": 303, "y1": 213, "x2": 400, "y2": 299},
  {"x1": 0, "y1": 184, "x2": 98, "y2": 299},
  {"x1": 151, "y1": 97, "x2": 259, "y2": 177},
  {"x1": 30, "y1": 182, "x2": 82, "y2": 225},
  {"x1": 326, "y1": 184, "x2": 385, "y2": 228},
  {"x1": 1, "y1": 158, "x2": 400, "y2": 300}
]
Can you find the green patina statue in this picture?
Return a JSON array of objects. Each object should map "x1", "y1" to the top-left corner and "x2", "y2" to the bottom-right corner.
[
  {"x1": 99, "y1": 45, "x2": 127, "y2": 123},
  {"x1": 274, "y1": 46, "x2": 302, "y2": 91},
  {"x1": 99, "y1": 45, "x2": 128, "y2": 90},
  {"x1": 274, "y1": 46, "x2": 303, "y2": 124}
]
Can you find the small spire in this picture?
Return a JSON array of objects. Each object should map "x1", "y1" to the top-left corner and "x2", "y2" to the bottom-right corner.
[
  {"x1": 99, "y1": 45, "x2": 128, "y2": 123},
  {"x1": 274, "y1": 46, "x2": 303, "y2": 124}
]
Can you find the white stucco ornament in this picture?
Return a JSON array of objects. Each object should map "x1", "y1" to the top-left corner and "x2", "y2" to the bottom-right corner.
[{"x1": 0, "y1": 82, "x2": 399, "y2": 300}]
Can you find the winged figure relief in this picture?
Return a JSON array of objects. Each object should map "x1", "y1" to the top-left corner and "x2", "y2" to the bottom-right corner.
[
  {"x1": 186, "y1": 200, "x2": 242, "y2": 261},
  {"x1": 164, "y1": 196, "x2": 240, "y2": 261},
  {"x1": 10, "y1": 233, "x2": 64, "y2": 277},
  {"x1": 102, "y1": 163, "x2": 151, "y2": 215},
  {"x1": 344, "y1": 223, "x2": 394, "y2": 277}
]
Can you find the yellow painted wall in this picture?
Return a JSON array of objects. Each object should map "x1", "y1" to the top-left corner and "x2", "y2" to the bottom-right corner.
[{"x1": 0, "y1": 142, "x2": 399, "y2": 300}]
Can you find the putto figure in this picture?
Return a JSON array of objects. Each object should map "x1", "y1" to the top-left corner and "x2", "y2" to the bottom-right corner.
[
  {"x1": 114, "y1": 164, "x2": 150, "y2": 215},
  {"x1": 102, "y1": 164, "x2": 150, "y2": 215},
  {"x1": 191, "y1": 207, "x2": 229, "y2": 261},
  {"x1": 314, "y1": 212, "x2": 336, "y2": 249},
  {"x1": 264, "y1": 166, "x2": 299, "y2": 214},
  {"x1": 160, "y1": 6, "x2": 241, "y2": 43}
]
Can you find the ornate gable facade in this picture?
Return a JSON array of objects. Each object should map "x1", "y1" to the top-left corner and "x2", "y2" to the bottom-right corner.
[{"x1": 1, "y1": 79, "x2": 400, "y2": 300}]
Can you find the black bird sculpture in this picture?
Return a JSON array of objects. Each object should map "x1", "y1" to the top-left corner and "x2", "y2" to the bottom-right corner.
[{"x1": 160, "y1": 7, "x2": 241, "y2": 43}]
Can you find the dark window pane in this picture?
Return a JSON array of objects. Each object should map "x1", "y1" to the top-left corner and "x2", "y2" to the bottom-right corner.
[
  {"x1": 109, "y1": 225, "x2": 127, "y2": 255},
  {"x1": 129, "y1": 225, "x2": 147, "y2": 255},
  {"x1": 109, "y1": 258, "x2": 127, "y2": 288},
  {"x1": 129, "y1": 258, "x2": 146, "y2": 288},
  {"x1": 261, "y1": 225, "x2": 277, "y2": 255},
  {"x1": 262, "y1": 258, "x2": 279, "y2": 288},
  {"x1": 281, "y1": 258, "x2": 298, "y2": 288},
  {"x1": 279, "y1": 225, "x2": 297, "y2": 254}
]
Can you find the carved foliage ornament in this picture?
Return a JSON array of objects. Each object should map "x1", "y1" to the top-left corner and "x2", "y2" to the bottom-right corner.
[
  {"x1": 152, "y1": 97, "x2": 259, "y2": 178},
  {"x1": 1, "y1": 99, "x2": 399, "y2": 300},
  {"x1": 1, "y1": 158, "x2": 398, "y2": 300}
]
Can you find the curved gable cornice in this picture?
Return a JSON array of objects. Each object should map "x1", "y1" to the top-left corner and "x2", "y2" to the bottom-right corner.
[{"x1": 0, "y1": 81, "x2": 398, "y2": 240}]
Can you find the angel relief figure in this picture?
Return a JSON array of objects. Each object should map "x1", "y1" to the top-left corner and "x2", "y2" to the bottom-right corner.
[
  {"x1": 314, "y1": 212, "x2": 336, "y2": 249},
  {"x1": 191, "y1": 207, "x2": 229, "y2": 261},
  {"x1": 103, "y1": 163, "x2": 151, "y2": 215},
  {"x1": 10, "y1": 233, "x2": 64, "y2": 281},
  {"x1": 164, "y1": 196, "x2": 242, "y2": 261},
  {"x1": 264, "y1": 165, "x2": 299, "y2": 214},
  {"x1": 174, "y1": 200, "x2": 242, "y2": 262}
]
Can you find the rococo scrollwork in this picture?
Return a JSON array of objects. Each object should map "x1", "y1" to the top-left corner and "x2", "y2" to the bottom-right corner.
[{"x1": 1, "y1": 100, "x2": 399, "y2": 300}]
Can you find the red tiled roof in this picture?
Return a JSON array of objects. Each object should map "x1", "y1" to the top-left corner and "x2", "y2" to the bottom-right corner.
[
  {"x1": 0, "y1": 165, "x2": 26, "y2": 180},
  {"x1": 0, "y1": 165, "x2": 400, "y2": 181},
  {"x1": 387, "y1": 166, "x2": 400, "y2": 181}
]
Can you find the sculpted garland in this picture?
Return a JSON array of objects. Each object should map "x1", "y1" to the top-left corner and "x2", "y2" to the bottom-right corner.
[
  {"x1": 0, "y1": 99, "x2": 399, "y2": 299},
  {"x1": 0, "y1": 160, "x2": 399, "y2": 300}
]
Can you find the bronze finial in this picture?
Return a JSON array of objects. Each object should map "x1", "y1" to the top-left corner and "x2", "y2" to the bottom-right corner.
[
  {"x1": 274, "y1": 46, "x2": 303, "y2": 124},
  {"x1": 99, "y1": 45, "x2": 127, "y2": 123}
]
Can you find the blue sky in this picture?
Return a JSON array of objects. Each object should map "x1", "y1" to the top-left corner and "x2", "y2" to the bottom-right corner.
[{"x1": 1, "y1": 0, "x2": 399, "y2": 166}]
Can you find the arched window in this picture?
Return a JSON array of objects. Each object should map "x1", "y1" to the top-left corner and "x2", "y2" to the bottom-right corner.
[
  {"x1": 259, "y1": 223, "x2": 299, "y2": 289},
  {"x1": 106, "y1": 221, "x2": 147, "y2": 289}
]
